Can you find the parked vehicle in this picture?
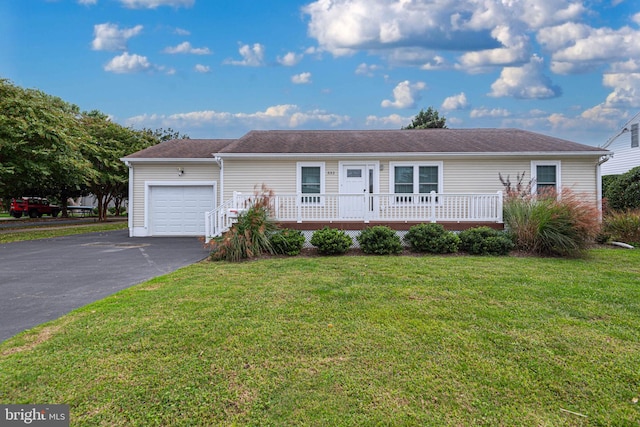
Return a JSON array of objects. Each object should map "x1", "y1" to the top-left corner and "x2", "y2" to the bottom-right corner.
[{"x1": 9, "y1": 197, "x2": 60, "y2": 218}]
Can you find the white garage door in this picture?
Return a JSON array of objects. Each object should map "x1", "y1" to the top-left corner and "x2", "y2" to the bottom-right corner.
[{"x1": 149, "y1": 185, "x2": 215, "y2": 236}]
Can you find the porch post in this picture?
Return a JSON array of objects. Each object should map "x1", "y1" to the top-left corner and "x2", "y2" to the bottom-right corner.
[
  {"x1": 497, "y1": 191, "x2": 504, "y2": 223},
  {"x1": 430, "y1": 191, "x2": 437, "y2": 222},
  {"x1": 363, "y1": 192, "x2": 370, "y2": 223}
]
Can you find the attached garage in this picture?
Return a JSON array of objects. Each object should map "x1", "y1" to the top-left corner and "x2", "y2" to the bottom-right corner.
[
  {"x1": 148, "y1": 184, "x2": 215, "y2": 236},
  {"x1": 121, "y1": 138, "x2": 234, "y2": 238}
]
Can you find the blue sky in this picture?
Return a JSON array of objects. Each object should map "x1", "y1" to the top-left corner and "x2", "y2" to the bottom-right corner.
[{"x1": 2, "y1": 0, "x2": 639, "y2": 146}]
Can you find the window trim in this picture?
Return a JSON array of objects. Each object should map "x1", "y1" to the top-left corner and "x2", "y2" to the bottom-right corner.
[
  {"x1": 297, "y1": 162, "x2": 325, "y2": 205},
  {"x1": 389, "y1": 161, "x2": 443, "y2": 204},
  {"x1": 631, "y1": 123, "x2": 639, "y2": 148},
  {"x1": 531, "y1": 161, "x2": 561, "y2": 195}
]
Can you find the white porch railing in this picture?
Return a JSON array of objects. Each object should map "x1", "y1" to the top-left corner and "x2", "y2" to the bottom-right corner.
[{"x1": 206, "y1": 191, "x2": 503, "y2": 242}]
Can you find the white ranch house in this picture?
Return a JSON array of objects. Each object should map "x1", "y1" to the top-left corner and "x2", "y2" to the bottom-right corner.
[{"x1": 121, "y1": 129, "x2": 610, "y2": 241}]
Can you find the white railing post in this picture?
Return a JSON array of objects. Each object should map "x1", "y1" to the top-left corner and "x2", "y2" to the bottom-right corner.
[
  {"x1": 363, "y1": 192, "x2": 370, "y2": 223},
  {"x1": 430, "y1": 191, "x2": 437, "y2": 222},
  {"x1": 205, "y1": 211, "x2": 211, "y2": 243},
  {"x1": 497, "y1": 191, "x2": 503, "y2": 223},
  {"x1": 297, "y1": 194, "x2": 302, "y2": 223}
]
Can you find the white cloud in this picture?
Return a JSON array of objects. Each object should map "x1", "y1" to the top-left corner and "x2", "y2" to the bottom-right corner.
[
  {"x1": 163, "y1": 41, "x2": 211, "y2": 55},
  {"x1": 355, "y1": 63, "x2": 382, "y2": 76},
  {"x1": 457, "y1": 26, "x2": 530, "y2": 72},
  {"x1": 539, "y1": 24, "x2": 640, "y2": 74},
  {"x1": 118, "y1": 0, "x2": 194, "y2": 8},
  {"x1": 174, "y1": 28, "x2": 190, "y2": 36},
  {"x1": 489, "y1": 55, "x2": 561, "y2": 99},
  {"x1": 78, "y1": 0, "x2": 97, "y2": 5},
  {"x1": 441, "y1": 93, "x2": 468, "y2": 110},
  {"x1": 277, "y1": 52, "x2": 303, "y2": 66},
  {"x1": 365, "y1": 114, "x2": 410, "y2": 128},
  {"x1": 224, "y1": 43, "x2": 265, "y2": 67},
  {"x1": 92, "y1": 23, "x2": 143, "y2": 51},
  {"x1": 125, "y1": 104, "x2": 350, "y2": 130},
  {"x1": 194, "y1": 64, "x2": 210, "y2": 73},
  {"x1": 602, "y1": 73, "x2": 640, "y2": 108},
  {"x1": 303, "y1": 0, "x2": 584, "y2": 59},
  {"x1": 420, "y1": 55, "x2": 446, "y2": 70},
  {"x1": 104, "y1": 52, "x2": 152, "y2": 73},
  {"x1": 634, "y1": 13, "x2": 640, "y2": 25},
  {"x1": 470, "y1": 107, "x2": 511, "y2": 118},
  {"x1": 291, "y1": 72, "x2": 312, "y2": 84},
  {"x1": 381, "y1": 80, "x2": 426, "y2": 109}
]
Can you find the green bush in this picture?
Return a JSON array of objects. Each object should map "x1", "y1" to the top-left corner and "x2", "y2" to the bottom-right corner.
[
  {"x1": 503, "y1": 189, "x2": 601, "y2": 257},
  {"x1": 458, "y1": 226, "x2": 514, "y2": 256},
  {"x1": 602, "y1": 209, "x2": 640, "y2": 245},
  {"x1": 269, "y1": 228, "x2": 306, "y2": 256},
  {"x1": 404, "y1": 223, "x2": 460, "y2": 254},
  {"x1": 356, "y1": 226, "x2": 403, "y2": 255},
  {"x1": 310, "y1": 227, "x2": 352, "y2": 255},
  {"x1": 603, "y1": 166, "x2": 640, "y2": 211}
]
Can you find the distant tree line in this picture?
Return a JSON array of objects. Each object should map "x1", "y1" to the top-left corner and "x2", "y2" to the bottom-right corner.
[{"x1": 0, "y1": 79, "x2": 188, "y2": 221}]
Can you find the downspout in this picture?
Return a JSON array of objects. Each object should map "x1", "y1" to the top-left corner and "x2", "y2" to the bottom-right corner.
[
  {"x1": 215, "y1": 156, "x2": 224, "y2": 207},
  {"x1": 124, "y1": 160, "x2": 134, "y2": 237},
  {"x1": 597, "y1": 154, "x2": 613, "y2": 221}
]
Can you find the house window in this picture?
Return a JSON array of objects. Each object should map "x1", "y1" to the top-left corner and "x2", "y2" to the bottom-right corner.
[
  {"x1": 531, "y1": 161, "x2": 561, "y2": 195},
  {"x1": 390, "y1": 162, "x2": 442, "y2": 203},
  {"x1": 297, "y1": 162, "x2": 325, "y2": 204},
  {"x1": 632, "y1": 123, "x2": 639, "y2": 148}
]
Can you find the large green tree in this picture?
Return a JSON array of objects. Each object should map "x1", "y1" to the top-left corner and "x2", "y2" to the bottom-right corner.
[
  {"x1": 81, "y1": 111, "x2": 158, "y2": 221},
  {"x1": 0, "y1": 79, "x2": 93, "y2": 204},
  {"x1": 403, "y1": 107, "x2": 448, "y2": 129}
]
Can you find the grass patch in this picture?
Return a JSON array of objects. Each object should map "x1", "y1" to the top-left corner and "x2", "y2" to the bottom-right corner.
[
  {"x1": 0, "y1": 221, "x2": 128, "y2": 244},
  {"x1": 1, "y1": 250, "x2": 639, "y2": 425}
]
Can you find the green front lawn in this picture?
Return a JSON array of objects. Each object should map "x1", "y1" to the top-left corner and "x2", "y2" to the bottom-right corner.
[
  {"x1": 0, "y1": 221, "x2": 128, "y2": 244},
  {"x1": 1, "y1": 250, "x2": 639, "y2": 425}
]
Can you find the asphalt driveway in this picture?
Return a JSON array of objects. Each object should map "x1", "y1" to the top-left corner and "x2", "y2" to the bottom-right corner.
[{"x1": 0, "y1": 230, "x2": 210, "y2": 342}]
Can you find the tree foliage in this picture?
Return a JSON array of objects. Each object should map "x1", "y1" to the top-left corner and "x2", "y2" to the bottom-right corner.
[
  {"x1": 0, "y1": 79, "x2": 93, "y2": 202},
  {"x1": 0, "y1": 79, "x2": 182, "y2": 220},
  {"x1": 603, "y1": 166, "x2": 640, "y2": 212},
  {"x1": 403, "y1": 107, "x2": 448, "y2": 129},
  {"x1": 81, "y1": 111, "x2": 158, "y2": 221}
]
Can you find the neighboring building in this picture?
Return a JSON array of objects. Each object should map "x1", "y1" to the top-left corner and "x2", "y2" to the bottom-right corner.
[
  {"x1": 122, "y1": 129, "x2": 610, "y2": 239},
  {"x1": 600, "y1": 112, "x2": 640, "y2": 176}
]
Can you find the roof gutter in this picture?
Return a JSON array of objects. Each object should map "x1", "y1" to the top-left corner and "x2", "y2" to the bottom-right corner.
[{"x1": 215, "y1": 151, "x2": 610, "y2": 160}]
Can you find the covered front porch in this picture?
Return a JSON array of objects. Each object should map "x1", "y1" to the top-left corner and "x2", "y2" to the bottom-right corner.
[{"x1": 205, "y1": 191, "x2": 504, "y2": 242}]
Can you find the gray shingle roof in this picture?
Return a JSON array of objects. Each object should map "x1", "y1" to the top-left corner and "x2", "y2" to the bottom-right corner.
[
  {"x1": 219, "y1": 129, "x2": 607, "y2": 154},
  {"x1": 124, "y1": 139, "x2": 234, "y2": 159},
  {"x1": 123, "y1": 130, "x2": 609, "y2": 159}
]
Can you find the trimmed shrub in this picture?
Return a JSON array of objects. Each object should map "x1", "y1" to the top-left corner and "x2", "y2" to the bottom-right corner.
[
  {"x1": 404, "y1": 223, "x2": 460, "y2": 254},
  {"x1": 458, "y1": 226, "x2": 514, "y2": 256},
  {"x1": 310, "y1": 227, "x2": 352, "y2": 255},
  {"x1": 269, "y1": 228, "x2": 306, "y2": 256},
  {"x1": 603, "y1": 209, "x2": 640, "y2": 245},
  {"x1": 357, "y1": 226, "x2": 403, "y2": 255},
  {"x1": 503, "y1": 189, "x2": 601, "y2": 257}
]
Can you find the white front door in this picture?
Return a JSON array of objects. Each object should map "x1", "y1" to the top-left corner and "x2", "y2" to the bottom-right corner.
[{"x1": 340, "y1": 164, "x2": 377, "y2": 219}]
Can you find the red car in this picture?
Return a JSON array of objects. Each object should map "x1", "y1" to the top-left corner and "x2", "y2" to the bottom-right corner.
[{"x1": 9, "y1": 197, "x2": 61, "y2": 219}]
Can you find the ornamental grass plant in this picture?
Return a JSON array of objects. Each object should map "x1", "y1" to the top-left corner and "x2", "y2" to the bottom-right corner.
[
  {"x1": 208, "y1": 188, "x2": 277, "y2": 262},
  {"x1": 602, "y1": 208, "x2": 640, "y2": 246},
  {"x1": 503, "y1": 188, "x2": 601, "y2": 257}
]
